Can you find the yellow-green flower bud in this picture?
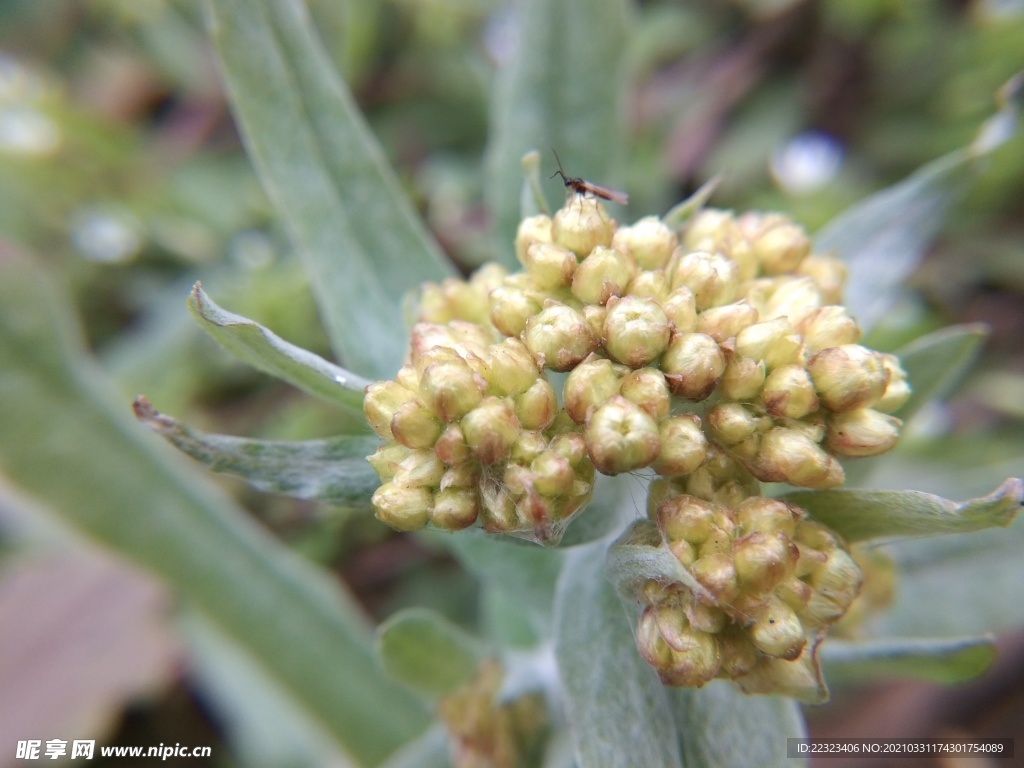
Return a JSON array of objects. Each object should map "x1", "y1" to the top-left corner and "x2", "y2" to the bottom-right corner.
[
  {"x1": 603, "y1": 295, "x2": 672, "y2": 367},
  {"x1": 777, "y1": 576, "x2": 813, "y2": 612},
  {"x1": 663, "y1": 287, "x2": 698, "y2": 333},
  {"x1": 733, "y1": 531, "x2": 799, "y2": 594},
  {"x1": 656, "y1": 494, "x2": 715, "y2": 545},
  {"x1": 430, "y1": 487, "x2": 479, "y2": 531},
  {"x1": 392, "y1": 448, "x2": 446, "y2": 489},
  {"x1": 531, "y1": 451, "x2": 576, "y2": 497},
  {"x1": 581, "y1": 304, "x2": 607, "y2": 338},
  {"x1": 612, "y1": 215, "x2": 678, "y2": 270},
  {"x1": 760, "y1": 277, "x2": 822, "y2": 326},
  {"x1": 486, "y1": 338, "x2": 541, "y2": 397},
  {"x1": 661, "y1": 332, "x2": 726, "y2": 400},
  {"x1": 440, "y1": 462, "x2": 479, "y2": 490},
  {"x1": 515, "y1": 379, "x2": 557, "y2": 431},
  {"x1": 719, "y1": 354, "x2": 766, "y2": 401},
  {"x1": 524, "y1": 304, "x2": 598, "y2": 371},
  {"x1": 367, "y1": 443, "x2": 413, "y2": 482},
  {"x1": 563, "y1": 356, "x2": 626, "y2": 423},
  {"x1": 797, "y1": 255, "x2": 847, "y2": 304},
  {"x1": 735, "y1": 318, "x2": 803, "y2": 370},
  {"x1": 523, "y1": 242, "x2": 577, "y2": 290},
  {"x1": 510, "y1": 430, "x2": 548, "y2": 465},
  {"x1": 489, "y1": 283, "x2": 543, "y2": 338},
  {"x1": 391, "y1": 400, "x2": 443, "y2": 449},
  {"x1": 706, "y1": 402, "x2": 762, "y2": 447},
  {"x1": 549, "y1": 431, "x2": 589, "y2": 467},
  {"x1": 697, "y1": 302, "x2": 759, "y2": 343},
  {"x1": 691, "y1": 552, "x2": 739, "y2": 604},
  {"x1": 735, "y1": 497, "x2": 798, "y2": 537},
  {"x1": 434, "y1": 424, "x2": 471, "y2": 464},
  {"x1": 683, "y1": 208, "x2": 734, "y2": 250},
  {"x1": 660, "y1": 628, "x2": 721, "y2": 687},
  {"x1": 461, "y1": 397, "x2": 521, "y2": 465},
  {"x1": 669, "y1": 537, "x2": 696, "y2": 566},
  {"x1": 410, "y1": 321, "x2": 492, "y2": 373},
  {"x1": 551, "y1": 197, "x2": 615, "y2": 256},
  {"x1": 749, "y1": 596, "x2": 806, "y2": 660},
  {"x1": 420, "y1": 358, "x2": 486, "y2": 423},
  {"x1": 808, "y1": 344, "x2": 889, "y2": 412},
  {"x1": 637, "y1": 606, "x2": 676, "y2": 672},
  {"x1": 716, "y1": 625, "x2": 759, "y2": 679},
  {"x1": 585, "y1": 395, "x2": 661, "y2": 475},
  {"x1": 479, "y1": 478, "x2": 517, "y2": 531},
  {"x1": 826, "y1": 408, "x2": 901, "y2": 457},
  {"x1": 653, "y1": 414, "x2": 708, "y2": 477},
  {"x1": 742, "y1": 213, "x2": 812, "y2": 275},
  {"x1": 364, "y1": 380, "x2": 419, "y2": 440},
  {"x1": 627, "y1": 270, "x2": 670, "y2": 303},
  {"x1": 514, "y1": 214, "x2": 553, "y2": 265},
  {"x1": 797, "y1": 306, "x2": 861, "y2": 354},
  {"x1": 753, "y1": 427, "x2": 844, "y2": 488},
  {"x1": 874, "y1": 353, "x2": 911, "y2": 413},
  {"x1": 761, "y1": 364, "x2": 819, "y2": 419},
  {"x1": 571, "y1": 245, "x2": 635, "y2": 305},
  {"x1": 668, "y1": 251, "x2": 740, "y2": 310},
  {"x1": 802, "y1": 548, "x2": 863, "y2": 627},
  {"x1": 372, "y1": 482, "x2": 431, "y2": 531},
  {"x1": 619, "y1": 368, "x2": 671, "y2": 420}
]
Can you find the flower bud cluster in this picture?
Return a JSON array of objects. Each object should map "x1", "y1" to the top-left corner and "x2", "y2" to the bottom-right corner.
[
  {"x1": 636, "y1": 492, "x2": 862, "y2": 688},
  {"x1": 364, "y1": 322, "x2": 594, "y2": 541}
]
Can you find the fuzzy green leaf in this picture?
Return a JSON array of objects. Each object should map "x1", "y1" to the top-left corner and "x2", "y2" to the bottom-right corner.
[
  {"x1": 378, "y1": 726, "x2": 451, "y2": 768},
  {"x1": 782, "y1": 478, "x2": 1022, "y2": 543},
  {"x1": 821, "y1": 636, "x2": 996, "y2": 685},
  {"x1": 206, "y1": 0, "x2": 454, "y2": 378},
  {"x1": 605, "y1": 519, "x2": 713, "y2": 603},
  {"x1": 486, "y1": 0, "x2": 630, "y2": 266},
  {"x1": 894, "y1": 324, "x2": 989, "y2": 421},
  {"x1": 376, "y1": 608, "x2": 485, "y2": 699},
  {"x1": 0, "y1": 253, "x2": 427, "y2": 765},
  {"x1": 133, "y1": 397, "x2": 379, "y2": 505},
  {"x1": 188, "y1": 283, "x2": 369, "y2": 418}
]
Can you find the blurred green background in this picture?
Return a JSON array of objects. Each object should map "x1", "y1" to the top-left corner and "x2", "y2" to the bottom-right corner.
[{"x1": 0, "y1": 0, "x2": 1022, "y2": 766}]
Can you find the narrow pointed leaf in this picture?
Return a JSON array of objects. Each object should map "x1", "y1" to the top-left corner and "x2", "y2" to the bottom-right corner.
[
  {"x1": 0, "y1": 253, "x2": 428, "y2": 765},
  {"x1": 134, "y1": 397, "x2": 379, "y2": 505},
  {"x1": 376, "y1": 608, "x2": 485, "y2": 699},
  {"x1": 782, "y1": 478, "x2": 1023, "y2": 542},
  {"x1": 894, "y1": 324, "x2": 988, "y2": 421},
  {"x1": 188, "y1": 283, "x2": 370, "y2": 418},
  {"x1": 554, "y1": 542, "x2": 683, "y2": 768},
  {"x1": 821, "y1": 636, "x2": 995, "y2": 685},
  {"x1": 206, "y1": 0, "x2": 454, "y2": 378},
  {"x1": 487, "y1": 0, "x2": 630, "y2": 266}
]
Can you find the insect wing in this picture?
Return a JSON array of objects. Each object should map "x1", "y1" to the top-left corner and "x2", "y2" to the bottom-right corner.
[{"x1": 581, "y1": 181, "x2": 629, "y2": 206}]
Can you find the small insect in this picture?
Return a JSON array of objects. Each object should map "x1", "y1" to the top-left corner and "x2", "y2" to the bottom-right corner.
[{"x1": 549, "y1": 148, "x2": 629, "y2": 206}]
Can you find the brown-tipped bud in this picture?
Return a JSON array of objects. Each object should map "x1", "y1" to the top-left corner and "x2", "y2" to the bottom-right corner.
[
  {"x1": 510, "y1": 430, "x2": 548, "y2": 465},
  {"x1": 367, "y1": 444, "x2": 413, "y2": 482},
  {"x1": 429, "y1": 487, "x2": 479, "y2": 530},
  {"x1": 668, "y1": 250, "x2": 740, "y2": 310},
  {"x1": 372, "y1": 482, "x2": 431, "y2": 531},
  {"x1": 585, "y1": 395, "x2": 661, "y2": 475},
  {"x1": 716, "y1": 626, "x2": 759, "y2": 679},
  {"x1": 420, "y1": 358, "x2": 486, "y2": 423},
  {"x1": 826, "y1": 408, "x2": 901, "y2": 457},
  {"x1": 753, "y1": 427, "x2": 845, "y2": 489},
  {"x1": 798, "y1": 306, "x2": 861, "y2": 354},
  {"x1": 761, "y1": 365, "x2": 819, "y2": 419},
  {"x1": 735, "y1": 318, "x2": 803, "y2": 370},
  {"x1": 440, "y1": 462, "x2": 480, "y2": 491},
  {"x1": 797, "y1": 255, "x2": 847, "y2": 304},
  {"x1": 581, "y1": 304, "x2": 607, "y2": 338},
  {"x1": 571, "y1": 246, "x2": 635, "y2": 306},
  {"x1": 735, "y1": 497, "x2": 798, "y2": 537},
  {"x1": 523, "y1": 242, "x2": 577, "y2": 290},
  {"x1": 683, "y1": 595, "x2": 728, "y2": 634},
  {"x1": 719, "y1": 355, "x2": 767, "y2": 401},
  {"x1": 524, "y1": 304, "x2": 598, "y2": 371},
  {"x1": 530, "y1": 451, "x2": 576, "y2": 497},
  {"x1": 653, "y1": 414, "x2": 708, "y2": 477},
  {"x1": 627, "y1": 270, "x2": 670, "y2": 303},
  {"x1": 662, "y1": 332, "x2": 726, "y2": 400},
  {"x1": 777, "y1": 576, "x2": 813, "y2": 612},
  {"x1": 697, "y1": 302, "x2": 759, "y2": 343},
  {"x1": 515, "y1": 379, "x2": 557, "y2": 431},
  {"x1": 637, "y1": 606, "x2": 676, "y2": 672},
  {"x1": 563, "y1": 356, "x2": 626, "y2": 423},
  {"x1": 808, "y1": 344, "x2": 890, "y2": 412},
  {"x1": 875, "y1": 354, "x2": 911, "y2": 413},
  {"x1": 612, "y1": 215, "x2": 678, "y2": 270},
  {"x1": 749, "y1": 596, "x2": 806, "y2": 660},
  {"x1": 802, "y1": 548, "x2": 863, "y2": 628},
  {"x1": 364, "y1": 380, "x2": 419, "y2": 440},
  {"x1": 659, "y1": 628, "x2": 721, "y2": 687},
  {"x1": 486, "y1": 338, "x2": 541, "y2": 397},
  {"x1": 548, "y1": 431, "x2": 589, "y2": 468},
  {"x1": 733, "y1": 531, "x2": 799, "y2": 594},
  {"x1": 434, "y1": 424, "x2": 471, "y2": 464},
  {"x1": 619, "y1": 368, "x2": 671, "y2": 419},
  {"x1": 691, "y1": 552, "x2": 739, "y2": 604},
  {"x1": 663, "y1": 287, "x2": 698, "y2": 333},
  {"x1": 706, "y1": 403, "x2": 762, "y2": 448},
  {"x1": 551, "y1": 197, "x2": 615, "y2": 256},
  {"x1": 657, "y1": 495, "x2": 716, "y2": 544},
  {"x1": 489, "y1": 283, "x2": 542, "y2": 338},
  {"x1": 514, "y1": 214, "x2": 553, "y2": 265},
  {"x1": 461, "y1": 397, "x2": 521, "y2": 465},
  {"x1": 603, "y1": 295, "x2": 672, "y2": 367},
  {"x1": 391, "y1": 400, "x2": 443, "y2": 449}
]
